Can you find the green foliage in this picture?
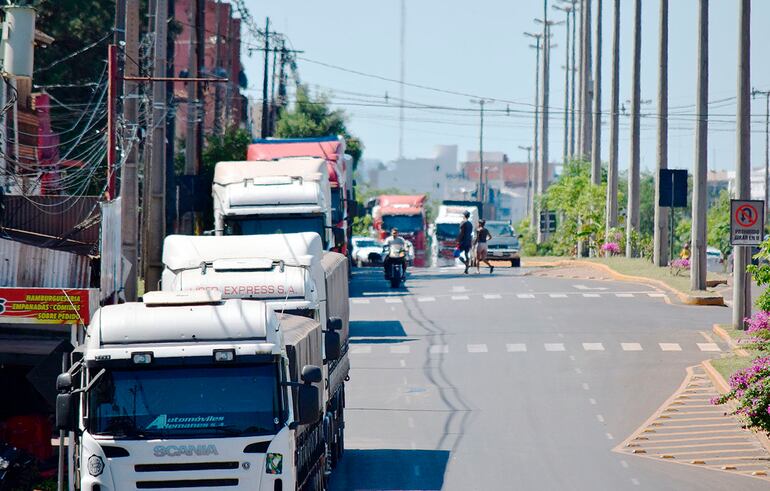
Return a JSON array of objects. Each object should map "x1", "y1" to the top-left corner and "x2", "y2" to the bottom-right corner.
[
  {"x1": 275, "y1": 85, "x2": 363, "y2": 167},
  {"x1": 639, "y1": 173, "x2": 656, "y2": 237},
  {"x1": 749, "y1": 238, "x2": 770, "y2": 312},
  {"x1": 352, "y1": 215, "x2": 372, "y2": 236},
  {"x1": 198, "y1": 127, "x2": 251, "y2": 229},
  {"x1": 707, "y1": 190, "x2": 732, "y2": 258}
]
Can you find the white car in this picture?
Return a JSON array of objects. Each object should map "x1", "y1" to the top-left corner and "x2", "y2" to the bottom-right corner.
[
  {"x1": 352, "y1": 236, "x2": 384, "y2": 267},
  {"x1": 706, "y1": 246, "x2": 724, "y2": 273}
]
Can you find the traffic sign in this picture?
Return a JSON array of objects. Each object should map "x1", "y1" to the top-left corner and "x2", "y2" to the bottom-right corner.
[{"x1": 730, "y1": 199, "x2": 765, "y2": 245}]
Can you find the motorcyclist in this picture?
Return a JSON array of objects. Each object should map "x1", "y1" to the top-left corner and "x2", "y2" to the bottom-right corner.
[{"x1": 383, "y1": 228, "x2": 407, "y2": 279}]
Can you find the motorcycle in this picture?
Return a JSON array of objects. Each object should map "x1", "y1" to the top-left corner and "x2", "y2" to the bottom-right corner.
[
  {"x1": 384, "y1": 243, "x2": 407, "y2": 288},
  {"x1": 0, "y1": 443, "x2": 38, "y2": 491}
]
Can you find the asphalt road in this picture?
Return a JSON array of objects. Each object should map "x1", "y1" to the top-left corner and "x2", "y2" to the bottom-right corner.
[{"x1": 329, "y1": 266, "x2": 768, "y2": 491}]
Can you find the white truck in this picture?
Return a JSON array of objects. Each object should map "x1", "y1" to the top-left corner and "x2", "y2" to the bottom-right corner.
[
  {"x1": 431, "y1": 204, "x2": 478, "y2": 267},
  {"x1": 55, "y1": 291, "x2": 330, "y2": 490},
  {"x1": 160, "y1": 232, "x2": 349, "y2": 474},
  {"x1": 212, "y1": 157, "x2": 344, "y2": 250}
]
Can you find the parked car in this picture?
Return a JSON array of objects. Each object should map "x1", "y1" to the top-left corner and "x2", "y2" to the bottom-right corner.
[
  {"x1": 706, "y1": 246, "x2": 724, "y2": 273},
  {"x1": 484, "y1": 221, "x2": 522, "y2": 267},
  {"x1": 352, "y1": 236, "x2": 384, "y2": 267}
]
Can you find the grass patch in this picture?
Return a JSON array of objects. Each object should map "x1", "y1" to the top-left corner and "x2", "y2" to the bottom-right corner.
[
  {"x1": 717, "y1": 324, "x2": 750, "y2": 342},
  {"x1": 711, "y1": 355, "x2": 754, "y2": 382}
]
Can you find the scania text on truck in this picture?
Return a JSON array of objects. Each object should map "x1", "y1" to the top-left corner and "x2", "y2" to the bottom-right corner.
[
  {"x1": 160, "y1": 232, "x2": 349, "y2": 474},
  {"x1": 55, "y1": 291, "x2": 331, "y2": 490},
  {"x1": 212, "y1": 157, "x2": 344, "y2": 250},
  {"x1": 246, "y1": 136, "x2": 355, "y2": 258},
  {"x1": 371, "y1": 195, "x2": 427, "y2": 267}
]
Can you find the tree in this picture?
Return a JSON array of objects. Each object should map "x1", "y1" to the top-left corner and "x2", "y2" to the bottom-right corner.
[
  {"x1": 707, "y1": 190, "x2": 731, "y2": 260},
  {"x1": 275, "y1": 85, "x2": 363, "y2": 167}
]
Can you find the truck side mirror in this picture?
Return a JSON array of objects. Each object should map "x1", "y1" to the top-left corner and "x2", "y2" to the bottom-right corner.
[
  {"x1": 56, "y1": 372, "x2": 73, "y2": 392},
  {"x1": 301, "y1": 365, "x2": 322, "y2": 384},
  {"x1": 324, "y1": 331, "x2": 341, "y2": 362},
  {"x1": 332, "y1": 228, "x2": 345, "y2": 248},
  {"x1": 347, "y1": 200, "x2": 359, "y2": 217},
  {"x1": 327, "y1": 317, "x2": 343, "y2": 331},
  {"x1": 296, "y1": 384, "x2": 321, "y2": 425},
  {"x1": 55, "y1": 393, "x2": 76, "y2": 431}
]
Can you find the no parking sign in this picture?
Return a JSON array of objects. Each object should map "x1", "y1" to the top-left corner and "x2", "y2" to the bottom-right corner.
[{"x1": 730, "y1": 199, "x2": 765, "y2": 245}]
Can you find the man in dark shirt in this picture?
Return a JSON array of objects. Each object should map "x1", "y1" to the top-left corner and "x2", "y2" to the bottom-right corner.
[{"x1": 457, "y1": 211, "x2": 474, "y2": 274}]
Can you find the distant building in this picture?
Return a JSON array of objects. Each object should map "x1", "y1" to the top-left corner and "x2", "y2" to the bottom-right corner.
[{"x1": 374, "y1": 145, "x2": 458, "y2": 199}]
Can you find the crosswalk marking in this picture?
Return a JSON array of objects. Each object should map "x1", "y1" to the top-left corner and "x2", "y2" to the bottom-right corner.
[
  {"x1": 351, "y1": 298, "x2": 370, "y2": 304},
  {"x1": 351, "y1": 345, "x2": 372, "y2": 354},
  {"x1": 549, "y1": 293, "x2": 568, "y2": 298},
  {"x1": 429, "y1": 345, "x2": 449, "y2": 354},
  {"x1": 506, "y1": 343, "x2": 527, "y2": 352},
  {"x1": 452, "y1": 286, "x2": 468, "y2": 293},
  {"x1": 467, "y1": 344, "x2": 488, "y2": 353},
  {"x1": 621, "y1": 343, "x2": 643, "y2": 351},
  {"x1": 615, "y1": 293, "x2": 635, "y2": 298},
  {"x1": 384, "y1": 298, "x2": 403, "y2": 304},
  {"x1": 417, "y1": 296, "x2": 435, "y2": 303},
  {"x1": 583, "y1": 343, "x2": 605, "y2": 351},
  {"x1": 483, "y1": 293, "x2": 502, "y2": 300},
  {"x1": 517, "y1": 294, "x2": 536, "y2": 299},
  {"x1": 697, "y1": 343, "x2": 721, "y2": 352},
  {"x1": 582, "y1": 293, "x2": 601, "y2": 298},
  {"x1": 390, "y1": 345, "x2": 411, "y2": 354},
  {"x1": 451, "y1": 295, "x2": 470, "y2": 300},
  {"x1": 647, "y1": 293, "x2": 667, "y2": 298},
  {"x1": 659, "y1": 343, "x2": 682, "y2": 352},
  {"x1": 545, "y1": 343, "x2": 566, "y2": 352}
]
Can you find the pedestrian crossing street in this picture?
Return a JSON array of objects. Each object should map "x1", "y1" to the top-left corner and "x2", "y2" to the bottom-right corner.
[
  {"x1": 348, "y1": 341, "x2": 722, "y2": 355},
  {"x1": 350, "y1": 291, "x2": 668, "y2": 305}
]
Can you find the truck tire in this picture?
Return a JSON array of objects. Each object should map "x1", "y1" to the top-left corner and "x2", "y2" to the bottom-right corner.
[{"x1": 511, "y1": 258, "x2": 521, "y2": 268}]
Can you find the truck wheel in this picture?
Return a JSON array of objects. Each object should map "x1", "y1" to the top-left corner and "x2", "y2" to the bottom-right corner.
[{"x1": 511, "y1": 258, "x2": 521, "y2": 268}]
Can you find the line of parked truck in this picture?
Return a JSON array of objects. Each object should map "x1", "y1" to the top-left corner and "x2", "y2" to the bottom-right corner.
[{"x1": 54, "y1": 136, "x2": 356, "y2": 490}]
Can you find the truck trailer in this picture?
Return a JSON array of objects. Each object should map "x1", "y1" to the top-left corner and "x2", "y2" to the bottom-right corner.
[
  {"x1": 55, "y1": 291, "x2": 330, "y2": 490},
  {"x1": 160, "y1": 232, "x2": 349, "y2": 472},
  {"x1": 371, "y1": 195, "x2": 428, "y2": 267}
]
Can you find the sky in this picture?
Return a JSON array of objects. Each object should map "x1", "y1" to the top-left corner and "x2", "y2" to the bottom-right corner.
[{"x1": 240, "y1": 0, "x2": 770, "y2": 174}]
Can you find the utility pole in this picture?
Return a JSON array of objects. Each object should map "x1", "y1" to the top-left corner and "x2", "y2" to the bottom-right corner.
[
  {"x1": 554, "y1": 3, "x2": 573, "y2": 164},
  {"x1": 653, "y1": 0, "x2": 670, "y2": 267},
  {"x1": 606, "y1": 0, "x2": 620, "y2": 238},
  {"x1": 471, "y1": 99, "x2": 492, "y2": 211},
  {"x1": 734, "y1": 0, "x2": 751, "y2": 328},
  {"x1": 581, "y1": 0, "x2": 592, "y2": 160},
  {"x1": 120, "y1": 0, "x2": 140, "y2": 301},
  {"x1": 519, "y1": 144, "x2": 533, "y2": 218},
  {"x1": 691, "y1": 0, "x2": 709, "y2": 290},
  {"x1": 260, "y1": 17, "x2": 270, "y2": 139},
  {"x1": 144, "y1": 0, "x2": 168, "y2": 291},
  {"x1": 181, "y1": 0, "x2": 202, "y2": 235},
  {"x1": 591, "y1": 0, "x2": 602, "y2": 185},
  {"x1": 398, "y1": 0, "x2": 406, "y2": 159},
  {"x1": 577, "y1": 0, "x2": 585, "y2": 157},
  {"x1": 626, "y1": 0, "x2": 642, "y2": 257},
  {"x1": 525, "y1": 32, "x2": 543, "y2": 230},
  {"x1": 569, "y1": 2, "x2": 577, "y2": 158},
  {"x1": 752, "y1": 89, "x2": 770, "y2": 217}
]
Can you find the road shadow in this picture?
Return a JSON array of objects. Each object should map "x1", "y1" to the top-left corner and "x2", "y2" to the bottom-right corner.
[
  {"x1": 350, "y1": 320, "x2": 407, "y2": 338},
  {"x1": 329, "y1": 449, "x2": 449, "y2": 490}
]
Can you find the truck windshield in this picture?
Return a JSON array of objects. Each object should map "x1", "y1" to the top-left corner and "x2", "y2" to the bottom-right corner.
[
  {"x1": 435, "y1": 223, "x2": 459, "y2": 240},
  {"x1": 382, "y1": 215, "x2": 422, "y2": 234},
  {"x1": 88, "y1": 364, "x2": 283, "y2": 439},
  {"x1": 224, "y1": 215, "x2": 327, "y2": 247}
]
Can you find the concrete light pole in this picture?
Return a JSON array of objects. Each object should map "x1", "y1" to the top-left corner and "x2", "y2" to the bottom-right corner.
[
  {"x1": 653, "y1": 0, "x2": 670, "y2": 267},
  {"x1": 606, "y1": 0, "x2": 620, "y2": 238},
  {"x1": 626, "y1": 0, "x2": 642, "y2": 258},
  {"x1": 591, "y1": 0, "x2": 602, "y2": 185},
  {"x1": 524, "y1": 32, "x2": 544, "y2": 230},
  {"x1": 554, "y1": 2, "x2": 575, "y2": 164},
  {"x1": 519, "y1": 144, "x2": 534, "y2": 219},
  {"x1": 580, "y1": 0, "x2": 592, "y2": 160},
  {"x1": 691, "y1": 0, "x2": 709, "y2": 291}
]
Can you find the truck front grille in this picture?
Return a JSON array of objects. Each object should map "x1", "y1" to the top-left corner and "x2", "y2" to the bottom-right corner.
[
  {"x1": 135, "y1": 462, "x2": 239, "y2": 472},
  {"x1": 136, "y1": 478, "x2": 239, "y2": 489}
]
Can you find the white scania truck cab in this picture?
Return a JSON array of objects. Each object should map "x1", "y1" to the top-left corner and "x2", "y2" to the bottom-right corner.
[
  {"x1": 55, "y1": 291, "x2": 328, "y2": 490},
  {"x1": 212, "y1": 158, "x2": 342, "y2": 250},
  {"x1": 160, "y1": 232, "x2": 349, "y2": 474}
]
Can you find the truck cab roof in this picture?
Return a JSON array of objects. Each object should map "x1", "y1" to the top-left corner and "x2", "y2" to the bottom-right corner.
[{"x1": 213, "y1": 158, "x2": 327, "y2": 185}]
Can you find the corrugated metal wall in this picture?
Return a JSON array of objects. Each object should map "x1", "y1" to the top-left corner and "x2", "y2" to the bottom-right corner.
[
  {"x1": 0, "y1": 237, "x2": 91, "y2": 288},
  {"x1": 99, "y1": 199, "x2": 122, "y2": 301}
]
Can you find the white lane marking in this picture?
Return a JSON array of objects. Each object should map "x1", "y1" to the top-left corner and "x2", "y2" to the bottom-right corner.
[
  {"x1": 648, "y1": 293, "x2": 667, "y2": 298},
  {"x1": 549, "y1": 293, "x2": 568, "y2": 298},
  {"x1": 621, "y1": 343, "x2": 643, "y2": 351},
  {"x1": 620, "y1": 460, "x2": 629, "y2": 469},
  {"x1": 574, "y1": 284, "x2": 609, "y2": 291},
  {"x1": 452, "y1": 286, "x2": 468, "y2": 293},
  {"x1": 596, "y1": 414, "x2": 605, "y2": 423},
  {"x1": 631, "y1": 478, "x2": 640, "y2": 486},
  {"x1": 467, "y1": 344, "x2": 488, "y2": 353},
  {"x1": 483, "y1": 294, "x2": 502, "y2": 300},
  {"x1": 399, "y1": 359, "x2": 406, "y2": 367},
  {"x1": 574, "y1": 368, "x2": 583, "y2": 374},
  {"x1": 506, "y1": 343, "x2": 527, "y2": 352},
  {"x1": 391, "y1": 345, "x2": 410, "y2": 354},
  {"x1": 589, "y1": 398, "x2": 597, "y2": 405},
  {"x1": 351, "y1": 298, "x2": 370, "y2": 304},
  {"x1": 408, "y1": 417, "x2": 415, "y2": 428},
  {"x1": 545, "y1": 343, "x2": 566, "y2": 352},
  {"x1": 606, "y1": 433, "x2": 614, "y2": 440},
  {"x1": 451, "y1": 295, "x2": 470, "y2": 300},
  {"x1": 385, "y1": 297, "x2": 403, "y2": 304},
  {"x1": 615, "y1": 293, "x2": 635, "y2": 298},
  {"x1": 517, "y1": 293, "x2": 535, "y2": 299},
  {"x1": 582, "y1": 383, "x2": 590, "y2": 390},
  {"x1": 351, "y1": 345, "x2": 372, "y2": 354},
  {"x1": 417, "y1": 296, "x2": 436, "y2": 303},
  {"x1": 659, "y1": 343, "x2": 682, "y2": 352},
  {"x1": 583, "y1": 343, "x2": 605, "y2": 351},
  {"x1": 569, "y1": 355, "x2": 576, "y2": 361},
  {"x1": 697, "y1": 342, "x2": 721, "y2": 352},
  {"x1": 582, "y1": 293, "x2": 601, "y2": 298},
  {"x1": 429, "y1": 345, "x2": 449, "y2": 354}
]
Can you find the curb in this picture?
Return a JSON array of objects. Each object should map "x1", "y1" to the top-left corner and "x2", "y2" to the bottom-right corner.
[
  {"x1": 712, "y1": 324, "x2": 751, "y2": 357},
  {"x1": 701, "y1": 358, "x2": 770, "y2": 456}
]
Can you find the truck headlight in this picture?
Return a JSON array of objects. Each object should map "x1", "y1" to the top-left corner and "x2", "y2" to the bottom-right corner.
[
  {"x1": 87, "y1": 455, "x2": 104, "y2": 477},
  {"x1": 132, "y1": 352, "x2": 153, "y2": 365},
  {"x1": 214, "y1": 349, "x2": 235, "y2": 362},
  {"x1": 266, "y1": 453, "x2": 283, "y2": 474}
]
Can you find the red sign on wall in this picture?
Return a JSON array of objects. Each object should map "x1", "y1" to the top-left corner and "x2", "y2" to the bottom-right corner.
[{"x1": 0, "y1": 288, "x2": 92, "y2": 325}]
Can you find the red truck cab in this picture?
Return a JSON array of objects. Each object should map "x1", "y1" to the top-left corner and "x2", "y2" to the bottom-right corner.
[{"x1": 372, "y1": 195, "x2": 428, "y2": 267}]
